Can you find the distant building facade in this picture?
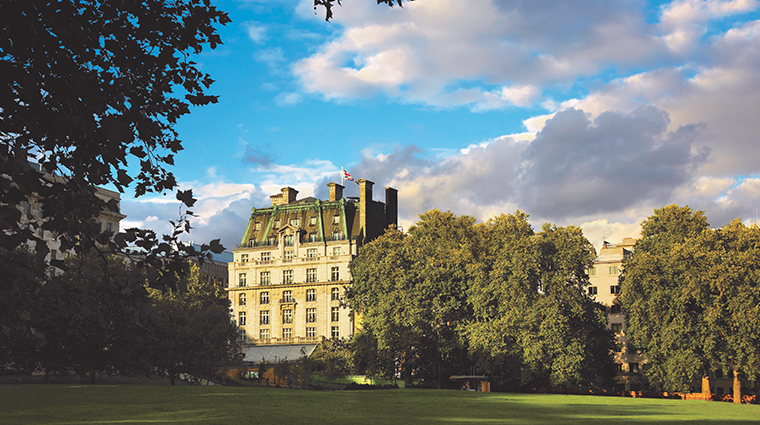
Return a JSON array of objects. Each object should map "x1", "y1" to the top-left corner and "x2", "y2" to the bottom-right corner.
[
  {"x1": 588, "y1": 237, "x2": 647, "y2": 392},
  {"x1": 16, "y1": 162, "x2": 126, "y2": 263},
  {"x1": 227, "y1": 180, "x2": 397, "y2": 349}
]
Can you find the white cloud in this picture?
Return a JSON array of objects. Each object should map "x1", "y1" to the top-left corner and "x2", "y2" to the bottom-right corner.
[
  {"x1": 274, "y1": 92, "x2": 303, "y2": 106},
  {"x1": 293, "y1": 0, "x2": 668, "y2": 110},
  {"x1": 243, "y1": 22, "x2": 267, "y2": 44}
]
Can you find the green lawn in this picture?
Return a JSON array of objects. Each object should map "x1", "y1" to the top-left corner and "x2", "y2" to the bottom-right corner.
[{"x1": 1, "y1": 385, "x2": 758, "y2": 424}]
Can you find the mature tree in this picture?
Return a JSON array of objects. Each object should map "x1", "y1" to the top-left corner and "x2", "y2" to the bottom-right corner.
[
  {"x1": 1, "y1": 0, "x2": 229, "y2": 279},
  {"x1": 349, "y1": 210, "x2": 476, "y2": 387},
  {"x1": 620, "y1": 205, "x2": 712, "y2": 393},
  {"x1": 149, "y1": 263, "x2": 238, "y2": 385},
  {"x1": 33, "y1": 249, "x2": 152, "y2": 380},
  {"x1": 686, "y1": 219, "x2": 760, "y2": 403},
  {"x1": 467, "y1": 213, "x2": 615, "y2": 391}
]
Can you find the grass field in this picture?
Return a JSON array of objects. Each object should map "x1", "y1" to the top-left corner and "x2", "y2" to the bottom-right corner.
[{"x1": 1, "y1": 385, "x2": 759, "y2": 424}]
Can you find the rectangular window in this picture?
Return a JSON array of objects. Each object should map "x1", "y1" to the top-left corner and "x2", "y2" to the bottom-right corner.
[
  {"x1": 629, "y1": 363, "x2": 639, "y2": 374},
  {"x1": 309, "y1": 216, "x2": 317, "y2": 226},
  {"x1": 332, "y1": 231, "x2": 342, "y2": 241},
  {"x1": 238, "y1": 311, "x2": 246, "y2": 326},
  {"x1": 588, "y1": 266, "x2": 596, "y2": 276},
  {"x1": 239, "y1": 273, "x2": 247, "y2": 287},
  {"x1": 609, "y1": 265, "x2": 620, "y2": 276},
  {"x1": 283, "y1": 328, "x2": 293, "y2": 338},
  {"x1": 261, "y1": 252, "x2": 271, "y2": 261},
  {"x1": 283, "y1": 290, "x2": 294, "y2": 303},
  {"x1": 615, "y1": 363, "x2": 623, "y2": 374},
  {"x1": 331, "y1": 287, "x2": 340, "y2": 301},
  {"x1": 307, "y1": 248, "x2": 318, "y2": 257},
  {"x1": 588, "y1": 286, "x2": 598, "y2": 295},
  {"x1": 306, "y1": 327, "x2": 316, "y2": 338},
  {"x1": 306, "y1": 288, "x2": 316, "y2": 302},
  {"x1": 284, "y1": 250, "x2": 295, "y2": 259},
  {"x1": 306, "y1": 268, "x2": 317, "y2": 283},
  {"x1": 241, "y1": 254, "x2": 248, "y2": 263},
  {"x1": 239, "y1": 293, "x2": 246, "y2": 306},
  {"x1": 284, "y1": 235, "x2": 294, "y2": 247},
  {"x1": 308, "y1": 232, "x2": 317, "y2": 242},
  {"x1": 283, "y1": 309, "x2": 293, "y2": 324},
  {"x1": 306, "y1": 307, "x2": 317, "y2": 323},
  {"x1": 331, "y1": 326, "x2": 339, "y2": 338},
  {"x1": 283, "y1": 270, "x2": 293, "y2": 284},
  {"x1": 260, "y1": 328, "x2": 270, "y2": 339},
  {"x1": 239, "y1": 330, "x2": 247, "y2": 343},
  {"x1": 332, "y1": 246, "x2": 341, "y2": 256},
  {"x1": 255, "y1": 222, "x2": 261, "y2": 231},
  {"x1": 611, "y1": 323, "x2": 623, "y2": 334},
  {"x1": 290, "y1": 218, "x2": 301, "y2": 227},
  {"x1": 610, "y1": 285, "x2": 621, "y2": 295},
  {"x1": 260, "y1": 271, "x2": 271, "y2": 285},
  {"x1": 260, "y1": 291, "x2": 269, "y2": 304},
  {"x1": 333, "y1": 215, "x2": 340, "y2": 224},
  {"x1": 260, "y1": 310, "x2": 270, "y2": 325},
  {"x1": 331, "y1": 267, "x2": 340, "y2": 282},
  {"x1": 274, "y1": 220, "x2": 280, "y2": 229},
  {"x1": 331, "y1": 306, "x2": 340, "y2": 322},
  {"x1": 610, "y1": 304, "x2": 622, "y2": 314}
]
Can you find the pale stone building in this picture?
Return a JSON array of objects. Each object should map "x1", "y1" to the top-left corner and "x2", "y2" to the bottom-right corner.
[
  {"x1": 587, "y1": 237, "x2": 647, "y2": 391},
  {"x1": 228, "y1": 180, "x2": 397, "y2": 356}
]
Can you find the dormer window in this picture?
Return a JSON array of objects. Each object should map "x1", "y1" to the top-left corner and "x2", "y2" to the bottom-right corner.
[
  {"x1": 274, "y1": 220, "x2": 280, "y2": 229},
  {"x1": 333, "y1": 215, "x2": 340, "y2": 224},
  {"x1": 255, "y1": 222, "x2": 261, "y2": 231},
  {"x1": 290, "y1": 218, "x2": 301, "y2": 227},
  {"x1": 309, "y1": 216, "x2": 317, "y2": 226}
]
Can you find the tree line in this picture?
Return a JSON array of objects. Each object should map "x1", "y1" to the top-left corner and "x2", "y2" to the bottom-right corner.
[
  {"x1": 620, "y1": 205, "x2": 760, "y2": 403},
  {"x1": 0, "y1": 248, "x2": 238, "y2": 384},
  {"x1": 347, "y1": 209, "x2": 616, "y2": 391}
]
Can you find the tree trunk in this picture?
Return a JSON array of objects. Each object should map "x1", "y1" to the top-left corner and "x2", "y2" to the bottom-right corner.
[
  {"x1": 733, "y1": 370, "x2": 741, "y2": 404},
  {"x1": 701, "y1": 375, "x2": 711, "y2": 394},
  {"x1": 170, "y1": 370, "x2": 176, "y2": 386}
]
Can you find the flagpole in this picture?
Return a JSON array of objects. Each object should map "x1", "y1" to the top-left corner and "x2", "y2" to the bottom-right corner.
[{"x1": 341, "y1": 167, "x2": 344, "y2": 186}]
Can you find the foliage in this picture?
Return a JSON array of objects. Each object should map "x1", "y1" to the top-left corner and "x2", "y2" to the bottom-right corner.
[
  {"x1": 349, "y1": 209, "x2": 614, "y2": 391},
  {"x1": 0, "y1": 247, "x2": 47, "y2": 373},
  {"x1": 621, "y1": 205, "x2": 760, "y2": 402},
  {"x1": 0, "y1": 0, "x2": 229, "y2": 285},
  {"x1": 620, "y1": 205, "x2": 712, "y2": 392},
  {"x1": 310, "y1": 338, "x2": 354, "y2": 379},
  {"x1": 148, "y1": 262, "x2": 239, "y2": 385},
  {"x1": 466, "y1": 213, "x2": 615, "y2": 391},
  {"x1": 31, "y1": 249, "x2": 152, "y2": 379},
  {"x1": 314, "y1": 0, "x2": 411, "y2": 21},
  {"x1": 348, "y1": 210, "x2": 476, "y2": 387}
]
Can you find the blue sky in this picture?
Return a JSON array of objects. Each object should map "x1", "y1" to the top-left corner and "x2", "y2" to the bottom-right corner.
[{"x1": 120, "y1": 0, "x2": 760, "y2": 251}]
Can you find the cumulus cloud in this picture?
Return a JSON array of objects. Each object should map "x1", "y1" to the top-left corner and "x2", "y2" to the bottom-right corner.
[
  {"x1": 347, "y1": 106, "x2": 714, "y2": 232},
  {"x1": 293, "y1": 0, "x2": 668, "y2": 110}
]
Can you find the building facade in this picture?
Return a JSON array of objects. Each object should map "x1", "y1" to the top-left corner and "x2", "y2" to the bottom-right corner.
[
  {"x1": 588, "y1": 237, "x2": 647, "y2": 391},
  {"x1": 227, "y1": 179, "x2": 397, "y2": 349}
]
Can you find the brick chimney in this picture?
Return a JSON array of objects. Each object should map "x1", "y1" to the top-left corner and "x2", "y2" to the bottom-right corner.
[
  {"x1": 385, "y1": 187, "x2": 398, "y2": 229},
  {"x1": 271, "y1": 187, "x2": 298, "y2": 206},
  {"x1": 358, "y1": 179, "x2": 374, "y2": 241},
  {"x1": 327, "y1": 182, "x2": 344, "y2": 202}
]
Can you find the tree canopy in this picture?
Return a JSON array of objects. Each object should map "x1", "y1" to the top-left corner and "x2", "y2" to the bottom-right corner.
[
  {"x1": 349, "y1": 210, "x2": 615, "y2": 390},
  {"x1": 0, "y1": 0, "x2": 230, "y2": 267},
  {"x1": 621, "y1": 205, "x2": 760, "y2": 403}
]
